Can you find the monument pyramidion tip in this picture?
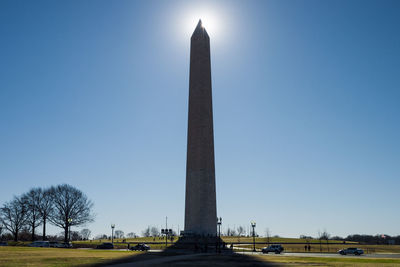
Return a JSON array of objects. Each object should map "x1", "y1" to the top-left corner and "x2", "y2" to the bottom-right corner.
[{"x1": 192, "y1": 19, "x2": 209, "y2": 38}]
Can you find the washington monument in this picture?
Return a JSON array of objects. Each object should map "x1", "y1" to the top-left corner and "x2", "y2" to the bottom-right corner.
[{"x1": 184, "y1": 20, "x2": 217, "y2": 236}]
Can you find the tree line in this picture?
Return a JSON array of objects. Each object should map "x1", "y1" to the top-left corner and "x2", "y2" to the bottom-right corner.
[
  {"x1": 300, "y1": 232, "x2": 400, "y2": 245},
  {"x1": 332, "y1": 234, "x2": 400, "y2": 245},
  {"x1": 93, "y1": 226, "x2": 179, "y2": 241},
  {"x1": 0, "y1": 184, "x2": 94, "y2": 243}
]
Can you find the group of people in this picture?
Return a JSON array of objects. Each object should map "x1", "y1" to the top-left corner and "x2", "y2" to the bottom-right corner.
[{"x1": 304, "y1": 244, "x2": 311, "y2": 251}]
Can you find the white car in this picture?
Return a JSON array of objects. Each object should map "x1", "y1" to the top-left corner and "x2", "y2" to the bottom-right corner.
[
  {"x1": 338, "y1": 248, "x2": 364, "y2": 255},
  {"x1": 28, "y1": 241, "x2": 50, "y2": 247}
]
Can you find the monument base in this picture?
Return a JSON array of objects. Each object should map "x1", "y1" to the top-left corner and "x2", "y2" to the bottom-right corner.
[{"x1": 165, "y1": 236, "x2": 232, "y2": 253}]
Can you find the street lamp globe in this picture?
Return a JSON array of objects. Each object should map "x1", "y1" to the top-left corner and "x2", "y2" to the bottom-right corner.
[
  {"x1": 251, "y1": 221, "x2": 256, "y2": 252},
  {"x1": 111, "y1": 224, "x2": 115, "y2": 244}
]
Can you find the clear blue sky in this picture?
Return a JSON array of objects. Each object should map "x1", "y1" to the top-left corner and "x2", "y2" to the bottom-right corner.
[{"x1": 1, "y1": 0, "x2": 399, "y2": 238}]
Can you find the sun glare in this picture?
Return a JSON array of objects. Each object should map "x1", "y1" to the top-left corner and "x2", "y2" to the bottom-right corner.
[
  {"x1": 182, "y1": 8, "x2": 221, "y2": 38},
  {"x1": 172, "y1": 3, "x2": 231, "y2": 46}
]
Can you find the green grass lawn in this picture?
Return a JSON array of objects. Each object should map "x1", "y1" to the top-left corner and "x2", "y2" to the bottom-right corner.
[
  {"x1": 0, "y1": 247, "x2": 140, "y2": 267},
  {"x1": 254, "y1": 254, "x2": 400, "y2": 266},
  {"x1": 2, "y1": 246, "x2": 400, "y2": 267},
  {"x1": 73, "y1": 236, "x2": 400, "y2": 253}
]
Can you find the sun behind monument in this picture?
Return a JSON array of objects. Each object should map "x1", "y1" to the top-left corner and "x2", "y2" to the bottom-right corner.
[{"x1": 183, "y1": 11, "x2": 220, "y2": 37}]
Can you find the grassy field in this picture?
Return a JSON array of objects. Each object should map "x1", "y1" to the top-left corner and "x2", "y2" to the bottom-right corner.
[
  {"x1": 0, "y1": 247, "x2": 139, "y2": 267},
  {"x1": 2, "y1": 246, "x2": 400, "y2": 267},
  {"x1": 3, "y1": 236, "x2": 399, "y2": 266},
  {"x1": 234, "y1": 243, "x2": 400, "y2": 254},
  {"x1": 72, "y1": 236, "x2": 400, "y2": 254},
  {"x1": 5, "y1": 236, "x2": 400, "y2": 254},
  {"x1": 254, "y1": 254, "x2": 400, "y2": 266}
]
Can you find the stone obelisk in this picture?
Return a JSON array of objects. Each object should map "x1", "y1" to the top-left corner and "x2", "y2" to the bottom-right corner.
[{"x1": 184, "y1": 20, "x2": 217, "y2": 236}]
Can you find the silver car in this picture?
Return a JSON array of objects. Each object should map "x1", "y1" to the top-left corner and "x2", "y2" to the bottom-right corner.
[
  {"x1": 262, "y1": 244, "x2": 284, "y2": 254},
  {"x1": 338, "y1": 247, "x2": 364, "y2": 255}
]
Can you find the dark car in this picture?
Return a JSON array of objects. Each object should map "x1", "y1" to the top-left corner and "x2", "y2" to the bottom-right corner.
[
  {"x1": 59, "y1": 242, "x2": 73, "y2": 248},
  {"x1": 262, "y1": 244, "x2": 284, "y2": 254},
  {"x1": 130, "y1": 243, "x2": 150, "y2": 251},
  {"x1": 0, "y1": 242, "x2": 7, "y2": 246},
  {"x1": 49, "y1": 241, "x2": 61, "y2": 248},
  {"x1": 28, "y1": 241, "x2": 50, "y2": 247},
  {"x1": 338, "y1": 247, "x2": 364, "y2": 255},
  {"x1": 96, "y1": 242, "x2": 114, "y2": 249}
]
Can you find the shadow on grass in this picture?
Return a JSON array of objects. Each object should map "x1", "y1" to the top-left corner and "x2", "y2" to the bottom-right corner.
[{"x1": 88, "y1": 237, "x2": 281, "y2": 267}]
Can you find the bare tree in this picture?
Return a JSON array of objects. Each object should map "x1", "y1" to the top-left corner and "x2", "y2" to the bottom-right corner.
[
  {"x1": 142, "y1": 226, "x2": 150, "y2": 237},
  {"x1": 320, "y1": 229, "x2": 330, "y2": 251},
  {"x1": 22, "y1": 188, "x2": 42, "y2": 241},
  {"x1": 80, "y1": 228, "x2": 91, "y2": 240},
  {"x1": 48, "y1": 184, "x2": 94, "y2": 242},
  {"x1": 95, "y1": 234, "x2": 108, "y2": 240},
  {"x1": 127, "y1": 232, "x2": 136, "y2": 238},
  {"x1": 226, "y1": 227, "x2": 236, "y2": 236},
  {"x1": 19, "y1": 226, "x2": 32, "y2": 241},
  {"x1": 37, "y1": 187, "x2": 53, "y2": 240},
  {"x1": 320, "y1": 229, "x2": 330, "y2": 240},
  {"x1": 317, "y1": 230, "x2": 323, "y2": 252},
  {"x1": 150, "y1": 226, "x2": 159, "y2": 237},
  {"x1": 237, "y1": 226, "x2": 245, "y2": 236},
  {"x1": 63, "y1": 231, "x2": 82, "y2": 241},
  {"x1": 115, "y1": 230, "x2": 124, "y2": 239},
  {"x1": 265, "y1": 228, "x2": 271, "y2": 245},
  {"x1": 0, "y1": 197, "x2": 28, "y2": 241}
]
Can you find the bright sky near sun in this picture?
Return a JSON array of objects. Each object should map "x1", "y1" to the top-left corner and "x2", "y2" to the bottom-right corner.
[{"x1": 1, "y1": 0, "x2": 399, "y2": 239}]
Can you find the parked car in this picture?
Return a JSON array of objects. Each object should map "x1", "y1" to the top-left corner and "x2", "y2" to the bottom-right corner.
[
  {"x1": 28, "y1": 241, "x2": 50, "y2": 247},
  {"x1": 130, "y1": 243, "x2": 150, "y2": 251},
  {"x1": 49, "y1": 241, "x2": 61, "y2": 248},
  {"x1": 262, "y1": 244, "x2": 284, "y2": 254},
  {"x1": 96, "y1": 242, "x2": 114, "y2": 249},
  {"x1": 338, "y1": 248, "x2": 364, "y2": 255},
  {"x1": 0, "y1": 242, "x2": 7, "y2": 246},
  {"x1": 59, "y1": 242, "x2": 73, "y2": 248}
]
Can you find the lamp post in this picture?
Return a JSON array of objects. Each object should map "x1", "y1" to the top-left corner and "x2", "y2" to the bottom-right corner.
[
  {"x1": 160, "y1": 216, "x2": 173, "y2": 248},
  {"x1": 161, "y1": 229, "x2": 172, "y2": 247},
  {"x1": 111, "y1": 224, "x2": 115, "y2": 245},
  {"x1": 251, "y1": 221, "x2": 256, "y2": 252},
  {"x1": 68, "y1": 218, "x2": 73, "y2": 242},
  {"x1": 217, "y1": 217, "x2": 222, "y2": 253}
]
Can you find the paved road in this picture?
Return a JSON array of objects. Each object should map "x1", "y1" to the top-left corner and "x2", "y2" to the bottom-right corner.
[{"x1": 237, "y1": 251, "x2": 400, "y2": 259}]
